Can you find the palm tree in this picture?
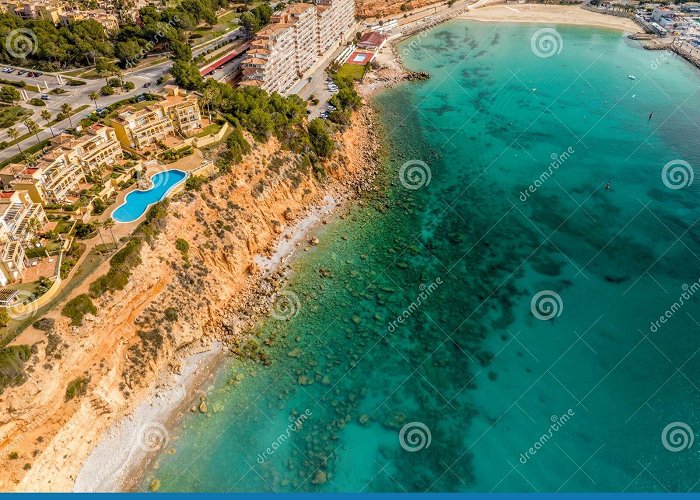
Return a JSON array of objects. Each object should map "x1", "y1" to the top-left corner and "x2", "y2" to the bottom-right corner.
[
  {"x1": 7, "y1": 127, "x2": 21, "y2": 154},
  {"x1": 93, "y1": 220, "x2": 107, "y2": 249},
  {"x1": 89, "y1": 91, "x2": 100, "y2": 111},
  {"x1": 103, "y1": 218, "x2": 117, "y2": 248},
  {"x1": 40, "y1": 109, "x2": 54, "y2": 137},
  {"x1": 60, "y1": 103, "x2": 73, "y2": 128},
  {"x1": 22, "y1": 118, "x2": 40, "y2": 144}
]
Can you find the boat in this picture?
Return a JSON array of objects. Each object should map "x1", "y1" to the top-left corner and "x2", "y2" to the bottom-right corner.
[{"x1": 628, "y1": 75, "x2": 636, "y2": 80}]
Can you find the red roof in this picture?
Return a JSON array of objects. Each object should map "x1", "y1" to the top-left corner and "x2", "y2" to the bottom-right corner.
[
  {"x1": 0, "y1": 191, "x2": 16, "y2": 198},
  {"x1": 358, "y1": 31, "x2": 387, "y2": 48},
  {"x1": 200, "y1": 41, "x2": 252, "y2": 76}
]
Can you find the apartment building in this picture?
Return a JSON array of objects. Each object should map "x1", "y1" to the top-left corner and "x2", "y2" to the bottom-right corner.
[
  {"x1": 55, "y1": 125, "x2": 123, "y2": 175},
  {"x1": 0, "y1": 189, "x2": 47, "y2": 285},
  {"x1": 112, "y1": 86, "x2": 201, "y2": 149},
  {"x1": 0, "y1": 0, "x2": 63, "y2": 22},
  {"x1": 240, "y1": 0, "x2": 355, "y2": 95},
  {"x1": 2, "y1": 150, "x2": 85, "y2": 205},
  {"x1": 241, "y1": 23, "x2": 298, "y2": 93}
]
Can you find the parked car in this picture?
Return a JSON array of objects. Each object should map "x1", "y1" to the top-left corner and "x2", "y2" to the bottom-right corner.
[
  {"x1": 17, "y1": 70, "x2": 25, "y2": 75},
  {"x1": 34, "y1": 71, "x2": 42, "y2": 76},
  {"x1": 40, "y1": 94, "x2": 50, "y2": 100},
  {"x1": 143, "y1": 82, "x2": 151, "y2": 88},
  {"x1": 26, "y1": 71, "x2": 34, "y2": 77}
]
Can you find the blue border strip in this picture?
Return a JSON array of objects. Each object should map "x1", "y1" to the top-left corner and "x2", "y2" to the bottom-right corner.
[{"x1": 1, "y1": 494, "x2": 698, "y2": 498}]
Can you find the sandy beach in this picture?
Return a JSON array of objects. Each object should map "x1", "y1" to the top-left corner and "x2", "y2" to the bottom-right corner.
[{"x1": 461, "y1": 4, "x2": 640, "y2": 32}]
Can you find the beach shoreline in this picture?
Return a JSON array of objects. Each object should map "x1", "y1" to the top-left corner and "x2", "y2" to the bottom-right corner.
[{"x1": 460, "y1": 4, "x2": 640, "y2": 32}]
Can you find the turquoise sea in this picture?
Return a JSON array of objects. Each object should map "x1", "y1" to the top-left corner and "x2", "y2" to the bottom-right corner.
[{"x1": 143, "y1": 20, "x2": 700, "y2": 492}]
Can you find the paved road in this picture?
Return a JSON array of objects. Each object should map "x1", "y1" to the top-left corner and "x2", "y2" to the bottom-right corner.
[{"x1": 0, "y1": 21, "x2": 246, "y2": 160}]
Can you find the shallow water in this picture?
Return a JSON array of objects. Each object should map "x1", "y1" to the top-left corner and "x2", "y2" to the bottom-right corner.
[{"x1": 143, "y1": 21, "x2": 700, "y2": 492}]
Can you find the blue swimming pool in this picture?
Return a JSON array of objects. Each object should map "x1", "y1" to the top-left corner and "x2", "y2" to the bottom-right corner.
[{"x1": 112, "y1": 169, "x2": 187, "y2": 223}]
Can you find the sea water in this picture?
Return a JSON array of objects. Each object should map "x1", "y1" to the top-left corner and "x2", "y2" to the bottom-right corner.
[{"x1": 143, "y1": 21, "x2": 700, "y2": 492}]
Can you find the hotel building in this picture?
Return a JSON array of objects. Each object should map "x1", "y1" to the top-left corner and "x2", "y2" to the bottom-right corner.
[{"x1": 240, "y1": 0, "x2": 355, "y2": 94}]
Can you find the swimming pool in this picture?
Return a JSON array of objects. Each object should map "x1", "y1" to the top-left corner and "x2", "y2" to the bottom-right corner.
[{"x1": 111, "y1": 169, "x2": 187, "y2": 223}]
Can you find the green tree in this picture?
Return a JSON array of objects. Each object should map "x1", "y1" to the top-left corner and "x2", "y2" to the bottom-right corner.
[
  {"x1": 170, "y1": 60, "x2": 204, "y2": 91},
  {"x1": 40, "y1": 109, "x2": 54, "y2": 136},
  {"x1": 0, "y1": 85, "x2": 20, "y2": 103},
  {"x1": 89, "y1": 91, "x2": 100, "y2": 111},
  {"x1": 22, "y1": 118, "x2": 40, "y2": 144},
  {"x1": 308, "y1": 118, "x2": 334, "y2": 158},
  {"x1": 60, "y1": 103, "x2": 74, "y2": 128},
  {"x1": 7, "y1": 127, "x2": 21, "y2": 154}
]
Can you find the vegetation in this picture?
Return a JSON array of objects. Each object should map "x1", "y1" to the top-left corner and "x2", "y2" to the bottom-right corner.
[
  {"x1": 0, "y1": 16, "x2": 113, "y2": 70},
  {"x1": 185, "y1": 174, "x2": 207, "y2": 191},
  {"x1": 65, "y1": 375, "x2": 89, "y2": 401},
  {"x1": 175, "y1": 238, "x2": 190, "y2": 261},
  {"x1": 0, "y1": 106, "x2": 31, "y2": 128},
  {"x1": 88, "y1": 201, "x2": 169, "y2": 299},
  {"x1": 61, "y1": 294, "x2": 97, "y2": 325},
  {"x1": 308, "y1": 118, "x2": 335, "y2": 158},
  {"x1": 0, "y1": 85, "x2": 20, "y2": 103},
  {"x1": 239, "y1": 4, "x2": 273, "y2": 38},
  {"x1": 0, "y1": 345, "x2": 31, "y2": 393},
  {"x1": 28, "y1": 97, "x2": 46, "y2": 106}
]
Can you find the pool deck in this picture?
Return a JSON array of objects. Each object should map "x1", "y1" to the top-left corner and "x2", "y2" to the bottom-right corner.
[{"x1": 96, "y1": 150, "x2": 208, "y2": 232}]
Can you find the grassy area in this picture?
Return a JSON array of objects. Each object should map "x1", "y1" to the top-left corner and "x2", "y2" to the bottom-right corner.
[
  {"x1": 0, "y1": 106, "x2": 32, "y2": 128},
  {"x1": 337, "y1": 63, "x2": 368, "y2": 81},
  {"x1": 196, "y1": 122, "x2": 222, "y2": 137}
]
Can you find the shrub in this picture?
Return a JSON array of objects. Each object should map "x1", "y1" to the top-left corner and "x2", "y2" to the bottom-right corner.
[
  {"x1": 28, "y1": 98, "x2": 46, "y2": 107},
  {"x1": 32, "y1": 318, "x2": 56, "y2": 332},
  {"x1": 185, "y1": 175, "x2": 207, "y2": 191},
  {"x1": 61, "y1": 294, "x2": 97, "y2": 325},
  {"x1": 175, "y1": 238, "x2": 189, "y2": 257},
  {"x1": 164, "y1": 307, "x2": 178, "y2": 321},
  {"x1": 65, "y1": 376, "x2": 89, "y2": 401},
  {"x1": 100, "y1": 85, "x2": 114, "y2": 96},
  {"x1": 0, "y1": 310, "x2": 9, "y2": 327}
]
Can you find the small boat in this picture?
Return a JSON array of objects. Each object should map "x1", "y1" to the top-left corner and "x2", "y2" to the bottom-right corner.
[{"x1": 628, "y1": 75, "x2": 636, "y2": 80}]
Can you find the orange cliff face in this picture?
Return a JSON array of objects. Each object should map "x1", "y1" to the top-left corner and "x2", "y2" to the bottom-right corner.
[
  {"x1": 0, "y1": 107, "x2": 380, "y2": 492},
  {"x1": 355, "y1": 0, "x2": 444, "y2": 18}
]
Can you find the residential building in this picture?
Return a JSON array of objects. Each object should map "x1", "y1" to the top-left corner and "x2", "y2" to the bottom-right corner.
[
  {"x1": 162, "y1": 85, "x2": 202, "y2": 136},
  {"x1": 0, "y1": 189, "x2": 47, "y2": 285},
  {"x1": 112, "y1": 86, "x2": 201, "y2": 149},
  {"x1": 241, "y1": 23, "x2": 298, "y2": 94},
  {"x1": 56, "y1": 125, "x2": 123, "y2": 175},
  {"x1": 240, "y1": 0, "x2": 355, "y2": 94},
  {"x1": 0, "y1": 0, "x2": 64, "y2": 22}
]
